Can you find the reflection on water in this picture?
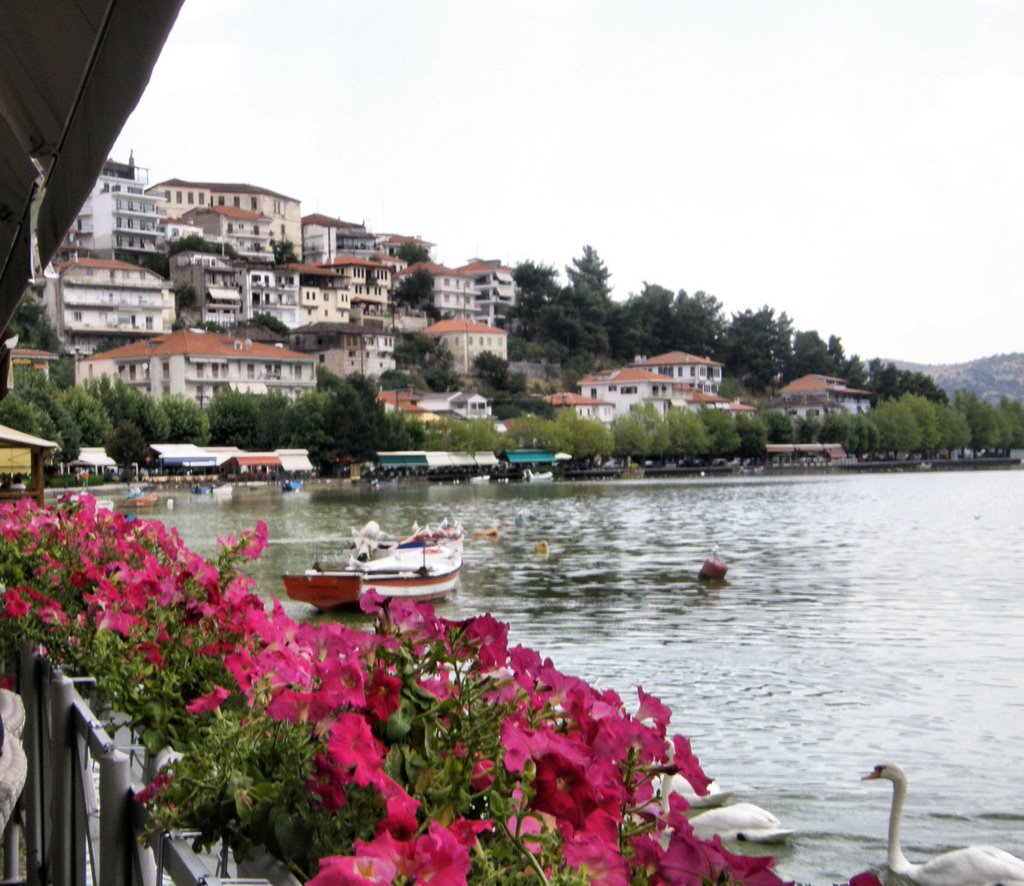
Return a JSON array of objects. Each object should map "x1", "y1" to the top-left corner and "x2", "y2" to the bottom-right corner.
[{"x1": 159, "y1": 470, "x2": 1024, "y2": 884}]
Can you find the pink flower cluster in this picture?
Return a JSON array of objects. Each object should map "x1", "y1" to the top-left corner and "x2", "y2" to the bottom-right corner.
[{"x1": 0, "y1": 495, "x2": 807, "y2": 885}]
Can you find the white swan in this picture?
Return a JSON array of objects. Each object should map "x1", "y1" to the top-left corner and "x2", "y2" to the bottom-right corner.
[
  {"x1": 688, "y1": 802, "x2": 794, "y2": 844},
  {"x1": 864, "y1": 762, "x2": 1024, "y2": 885},
  {"x1": 653, "y1": 772, "x2": 732, "y2": 810}
]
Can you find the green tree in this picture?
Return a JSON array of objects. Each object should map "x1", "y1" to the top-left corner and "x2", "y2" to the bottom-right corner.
[
  {"x1": 61, "y1": 385, "x2": 113, "y2": 447},
  {"x1": 551, "y1": 410, "x2": 613, "y2": 460},
  {"x1": 49, "y1": 356, "x2": 75, "y2": 390},
  {"x1": 847, "y1": 413, "x2": 880, "y2": 457},
  {"x1": 285, "y1": 392, "x2": 335, "y2": 473},
  {"x1": 270, "y1": 238, "x2": 298, "y2": 263},
  {"x1": 611, "y1": 404, "x2": 668, "y2": 461},
  {"x1": 424, "y1": 418, "x2": 501, "y2": 453},
  {"x1": 795, "y1": 414, "x2": 822, "y2": 444},
  {"x1": 379, "y1": 410, "x2": 426, "y2": 452},
  {"x1": 105, "y1": 420, "x2": 150, "y2": 473},
  {"x1": 901, "y1": 393, "x2": 940, "y2": 455},
  {"x1": 11, "y1": 294, "x2": 59, "y2": 351},
  {"x1": 787, "y1": 330, "x2": 834, "y2": 380},
  {"x1": 207, "y1": 388, "x2": 261, "y2": 448},
  {"x1": 244, "y1": 313, "x2": 290, "y2": 336},
  {"x1": 954, "y1": 390, "x2": 999, "y2": 452},
  {"x1": 871, "y1": 399, "x2": 922, "y2": 455},
  {"x1": 671, "y1": 290, "x2": 727, "y2": 359},
  {"x1": 609, "y1": 283, "x2": 674, "y2": 362},
  {"x1": 934, "y1": 402, "x2": 971, "y2": 455},
  {"x1": 393, "y1": 270, "x2": 436, "y2": 314},
  {"x1": 722, "y1": 306, "x2": 793, "y2": 394},
  {"x1": 699, "y1": 408, "x2": 740, "y2": 456},
  {"x1": 733, "y1": 413, "x2": 768, "y2": 460},
  {"x1": 10, "y1": 366, "x2": 81, "y2": 463},
  {"x1": 503, "y1": 414, "x2": 558, "y2": 450},
  {"x1": 759, "y1": 409, "x2": 794, "y2": 444},
  {"x1": 510, "y1": 261, "x2": 561, "y2": 342},
  {"x1": 818, "y1": 412, "x2": 853, "y2": 448},
  {"x1": 160, "y1": 395, "x2": 211, "y2": 445},
  {"x1": 169, "y1": 234, "x2": 238, "y2": 260},
  {"x1": 396, "y1": 242, "x2": 430, "y2": 265},
  {"x1": 665, "y1": 408, "x2": 711, "y2": 460}
]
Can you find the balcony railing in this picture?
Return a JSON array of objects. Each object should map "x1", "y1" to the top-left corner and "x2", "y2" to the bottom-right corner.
[{"x1": 6, "y1": 645, "x2": 273, "y2": 885}]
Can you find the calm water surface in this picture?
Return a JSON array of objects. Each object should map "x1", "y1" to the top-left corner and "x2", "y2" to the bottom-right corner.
[{"x1": 155, "y1": 470, "x2": 1024, "y2": 884}]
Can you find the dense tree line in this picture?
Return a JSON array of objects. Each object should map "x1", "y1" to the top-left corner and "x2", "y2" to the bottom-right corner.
[{"x1": 508, "y1": 245, "x2": 945, "y2": 404}]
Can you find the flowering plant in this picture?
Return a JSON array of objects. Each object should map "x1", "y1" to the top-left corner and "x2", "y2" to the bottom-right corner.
[{"x1": 0, "y1": 495, "x2": 790, "y2": 885}]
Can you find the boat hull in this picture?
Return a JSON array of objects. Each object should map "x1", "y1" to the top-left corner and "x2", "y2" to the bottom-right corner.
[
  {"x1": 122, "y1": 493, "x2": 157, "y2": 508},
  {"x1": 283, "y1": 559, "x2": 461, "y2": 610}
]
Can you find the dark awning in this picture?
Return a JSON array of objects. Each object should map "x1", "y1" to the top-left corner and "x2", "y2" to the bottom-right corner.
[
  {"x1": 0, "y1": 0, "x2": 184, "y2": 346},
  {"x1": 377, "y1": 451, "x2": 429, "y2": 468}
]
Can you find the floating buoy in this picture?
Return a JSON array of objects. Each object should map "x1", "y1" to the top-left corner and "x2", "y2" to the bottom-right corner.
[
  {"x1": 167, "y1": 498, "x2": 174, "y2": 509},
  {"x1": 474, "y1": 527, "x2": 501, "y2": 540},
  {"x1": 535, "y1": 540, "x2": 549, "y2": 557},
  {"x1": 698, "y1": 556, "x2": 728, "y2": 581}
]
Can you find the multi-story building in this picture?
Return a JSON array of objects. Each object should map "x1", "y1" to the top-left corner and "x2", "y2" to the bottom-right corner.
[
  {"x1": 576, "y1": 367, "x2": 680, "y2": 420},
  {"x1": 64, "y1": 155, "x2": 161, "y2": 263},
  {"x1": 148, "y1": 180, "x2": 302, "y2": 247},
  {"x1": 456, "y1": 258, "x2": 517, "y2": 330},
  {"x1": 75, "y1": 328, "x2": 316, "y2": 406},
  {"x1": 322, "y1": 256, "x2": 392, "y2": 323},
  {"x1": 771, "y1": 374, "x2": 872, "y2": 418},
  {"x1": 287, "y1": 321, "x2": 395, "y2": 379},
  {"x1": 422, "y1": 318, "x2": 507, "y2": 373},
  {"x1": 290, "y1": 264, "x2": 352, "y2": 324},
  {"x1": 632, "y1": 351, "x2": 723, "y2": 396},
  {"x1": 157, "y1": 216, "x2": 204, "y2": 251},
  {"x1": 398, "y1": 262, "x2": 477, "y2": 319},
  {"x1": 542, "y1": 391, "x2": 615, "y2": 424},
  {"x1": 239, "y1": 264, "x2": 300, "y2": 329},
  {"x1": 43, "y1": 258, "x2": 172, "y2": 355},
  {"x1": 182, "y1": 205, "x2": 272, "y2": 258},
  {"x1": 376, "y1": 234, "x2": 434, "y2": 260},
  {"x1": 169, "y1": 252, "x2": 243, "y2": 328},
  {"x1": 301, "y1": 214, "x2": 376, "y2": 263}
]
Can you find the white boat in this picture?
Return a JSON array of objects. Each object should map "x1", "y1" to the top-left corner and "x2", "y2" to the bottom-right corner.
[
  {"x1": 523, "y1": 469, "x2": 554, "y2": 482},
  {"x1": 469, "y1": 475, "x2": 491, "y2": 485}
]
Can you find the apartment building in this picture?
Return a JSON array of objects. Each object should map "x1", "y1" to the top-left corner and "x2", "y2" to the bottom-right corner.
[
  {"x1": 44, "y1": 258, "x2": 172, "y2": 355},
  {"x1": 169, "y1": 252, "x2": 243, "y2": 328},
  {"x1": 182, "y1": 205, "x2": 272, "y2": 258},
  {"x1": 456, "y1": 258, "x2": 517, "y2": 330},
  {"x1": 422, "y1": 318, "x2": 507, "y2": 373},
  {"x1": 301, "y1": 214, "x2": 376, "y2": 263},
  {"x1": 76, "y1": 328, "x2": 316, "y2": 406},
  {"x1": 398, "y1": 262, "x2": 477, "y2": 320},
  {"x1": 148, "y1": 180, "x2": 301, "y2": 246}
]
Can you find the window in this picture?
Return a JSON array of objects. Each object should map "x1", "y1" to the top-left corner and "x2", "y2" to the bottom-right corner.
[
  {"x1": 162, "y1": 361, "x2": 170, "y2": 379},
  {"x1": 146, "y1": 316, "x2": 154, "y2": 330},
  {"x1": 164, "y1": 190, "x2": 170, "y2": 201},
  {"x1": 233, "y1": 196, "x2": 240, "y2": 208},
  {"x1": 187, "y1": 191, "x2": 194, "y2": 204},
  {"x1": 199, "y1": 193, "x2": 206, "y2": 205},
  {"x1": 218, "y1": 196, "x2": 225, "y2": 206},
  {"x1": 250, "y1": 197, "x2": 257, "y2": 211},
  {"x1": 247, "y1": 364, "x2": 254, "y2": 379},
  {"x1": 227, "y1": 223, "x2": 233, "y2": 233},
  {"x1": 73, "y1": 311, "x2": 82, "y2": 322},
  {"x1": 175, "y1": 190, "x2": 182, "y2": 203},
  {"x1": 254, "y1": 225, "x2": 260, "y2": 235}
]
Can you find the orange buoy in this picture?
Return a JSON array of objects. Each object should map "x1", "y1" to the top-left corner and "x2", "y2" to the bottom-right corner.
[{"x1": 474, "y1": 527, "x2": 501, "y2": 540}]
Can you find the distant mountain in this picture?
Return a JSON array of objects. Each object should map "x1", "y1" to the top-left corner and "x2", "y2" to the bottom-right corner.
[{"x1": 888, "y1": 353, "x2": 1024, "y2": 404}]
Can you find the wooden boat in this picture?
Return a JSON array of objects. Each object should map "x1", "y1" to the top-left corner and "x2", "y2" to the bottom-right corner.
[
  {"x1": 283, "y1": 547, "x2": 461, "y2": 610},
  {"x1": 121, "y1": 492, "x2": 157, "y2": 508}
]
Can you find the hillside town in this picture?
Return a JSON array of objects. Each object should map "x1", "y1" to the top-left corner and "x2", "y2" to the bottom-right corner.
[{"x1": 19, "y1": 154, "x2": 877, "y2": 432}]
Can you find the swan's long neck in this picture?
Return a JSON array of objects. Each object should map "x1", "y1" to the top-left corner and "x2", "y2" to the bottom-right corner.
[{"x1": 886, "y1": 773, "x2": 913, "y2": 876}]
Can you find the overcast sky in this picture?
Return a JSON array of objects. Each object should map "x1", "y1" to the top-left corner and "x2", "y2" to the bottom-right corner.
[{"x1": 112, "y1": 0, "x2": 1024, "y2": 366}]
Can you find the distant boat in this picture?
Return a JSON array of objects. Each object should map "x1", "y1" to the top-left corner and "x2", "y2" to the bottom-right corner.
[
  {"x1": 122, "y1": 485, "x2": 157, "y2": 507},
  {"x1": 191, "y1": 485, "x2": 214, "y2": 495},
  {"x1": 281, "y1": 479, "x2": 303, "y2": 492},
  {"x1": 523, "y1": 469, "x2": 554, "y2": 483}
]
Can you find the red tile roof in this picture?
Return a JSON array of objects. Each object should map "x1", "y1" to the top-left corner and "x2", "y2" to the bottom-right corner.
[
  {"x1": 187, "y1": 205, "x2": 270, "y2": 221},
  {"x1": 456, "y1": 260, "x2": 512, "y2": 275},
  {"x1": 423, "y1": 319, "x2": 507, "y2": 336},
  {"x1": 577, "y1": 367, "x2": 672, "y2": 385},
  {"x1": 779, "y1": 374, "x2": 871, "y2": 396},
  {"x1": 301, "y1": 213, "x2": 364, "y2": 228},
  {"x1": 634, "y1": 350, "x2": 722, "y2": 368},
  {"x1": 57, "y1": 257, "x2": 156, "y2": 274},
  {"x1": 543, "y1": 392, "x2": 611, "y2": 407},
  {"x1": 150, "y1": 179, "x2": 298, "y2": 202},
  {"x1": 80, "y1": 329, "x2": 310, "y2": 362},
  {"x1": 324, "y1": 256, "x2": 390, "y2": 270},
  {"x1": 397, "y1": 261, "x2": 469, "y2": 278},
  {"x1": 377, "y1": 390, "x2": 424, "y2": 412}
]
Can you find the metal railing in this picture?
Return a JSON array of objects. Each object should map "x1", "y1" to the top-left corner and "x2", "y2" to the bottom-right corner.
[{"x1": 8, "y1": 646, "x2": 272, "y2": 885}]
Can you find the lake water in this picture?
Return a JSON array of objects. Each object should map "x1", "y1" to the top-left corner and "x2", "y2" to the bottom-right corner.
[{"x1": 148, "y1": 470, "x2": 1024, "y2": 884}]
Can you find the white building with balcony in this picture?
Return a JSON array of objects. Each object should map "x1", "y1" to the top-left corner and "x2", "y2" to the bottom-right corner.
[
  {"x1": 301, "y1": 214, "x2": 376, "y2": 263},
  {"x1": 182, "y1": 205, "x2": 272, "y2": 258},
  {"x1": 456, "y1": 258, "x2": 517, "y2": 330},
  {"x1": 239, "y1": 264, "x2": 300, "y2": 329},
  {"x1": 44, "y1": 258, "x2": 172, "y2": 355},
  {"x1": 398, "y1": 262, "x2": 477, "y2": 320},
  {"x1": 75, "y1": 328, "x2": 316, "y2": 407},
  {"x1": 64, "y1": 154, "x2": 161, "y2": 263},
  {"x1": 632, "y1": 351, "x2": 723, "y2": 395}
]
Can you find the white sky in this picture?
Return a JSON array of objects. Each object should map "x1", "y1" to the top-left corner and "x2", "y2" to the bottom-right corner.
[{"x1": 113, "y1": 0, "x2": 1024, "y2": 366}]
